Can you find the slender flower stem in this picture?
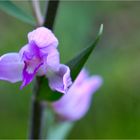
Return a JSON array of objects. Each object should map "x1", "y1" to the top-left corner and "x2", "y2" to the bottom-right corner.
[
  {"x1": 29, "y1": 77, "x2": 44, "y2": 139},
  {"x1": 29, "y1": 0, "x2": 60, "y2": 139},
  {"x1": 31, "y1": 0, "x2": 43, "y2": 26},
  {"x1": 44, "y1": 0, "x2": 60, "y2": 29}
]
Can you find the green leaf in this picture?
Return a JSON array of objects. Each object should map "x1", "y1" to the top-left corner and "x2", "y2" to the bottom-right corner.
[
  {"x1": 37, "y1": 76, "x2": 63, "y2": 101},
  {"x1": 47, "y1": 121, "x2": 74, "y2": 139},
  {"x1": 37, "y1": 24, "x2": 103, "y2": 102},
  {"x1": 42, "y1": 108, "x2": 74, "y2": 139},
  {"x1": 67, "y1": 24, "x2": 103, "y2": 80},
  {"x1": 0, "y1": 1, "x2": 35, "y2": 25}
]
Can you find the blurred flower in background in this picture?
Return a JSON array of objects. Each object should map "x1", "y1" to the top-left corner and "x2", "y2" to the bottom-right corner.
[{"x1": 52, "y1": 69, "x2": 103, "y2": 121}]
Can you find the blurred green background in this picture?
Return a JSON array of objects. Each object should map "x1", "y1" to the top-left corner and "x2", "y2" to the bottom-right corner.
[{"x1": 0, "y1": 1, "x2": 140, "y2": 139}]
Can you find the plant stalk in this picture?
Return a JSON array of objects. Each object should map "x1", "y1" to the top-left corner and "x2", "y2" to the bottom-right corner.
[
  {"x1": 29, "y1": 77, "x2": 44, "y2": 139},
  {"x1": 31, "y1": 0, "x2": 43, "y2": 26},
  {"x1": 43, "y1": 0, "x2": 60, "y2": 29},
  {"x1": 29, "y1": 0, "x2": 60, "y2": 139}
]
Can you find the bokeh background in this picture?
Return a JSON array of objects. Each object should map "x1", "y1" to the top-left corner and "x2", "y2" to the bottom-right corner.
[{"x1": 0, "y1": 1, "x2": 140, "y2": 139}]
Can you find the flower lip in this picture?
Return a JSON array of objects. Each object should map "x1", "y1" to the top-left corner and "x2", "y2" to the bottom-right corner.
[{"x1": 20, "y1": 61, "x2": 44, "y2": 89}]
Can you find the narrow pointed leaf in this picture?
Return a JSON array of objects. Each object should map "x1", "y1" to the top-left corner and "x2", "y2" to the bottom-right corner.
[
  {"x1": 0, "y1": 1, "x2": 35, "y2": 25},
  {"x1": 67, "y1": 24, "x2": 103, "y2": 81},
  {"x1": 37, "y1": 24, "x2": 103, "y2": 102}
]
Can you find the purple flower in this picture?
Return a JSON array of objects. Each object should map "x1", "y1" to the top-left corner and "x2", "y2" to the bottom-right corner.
[
  {"x1": 52, "y1": 69, "x2": 103, "y2": 121},
  {"x1": 0, "y1": 27, "x2": 72, "y2": 93}
]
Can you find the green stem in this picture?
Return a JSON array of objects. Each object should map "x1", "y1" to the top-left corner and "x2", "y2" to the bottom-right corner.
[
  {"x1": 44, "y1": 0, "x2": 60, "y2": 29},
  {"x1": 30, "y1": 0, "x2": 43, "y2": 26},
  {"x1": 29, "y1": 0, "x2": 59, "y2": 139},
  {"x1": 29, "y1": 77, "x2": 44, "y2": 139}
]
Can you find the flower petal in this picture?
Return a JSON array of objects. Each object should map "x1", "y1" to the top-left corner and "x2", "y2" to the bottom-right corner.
[
  {"x1": 36, "y1": 48, "x2": 60, "y2": 76},
  {"x1": 74, "y1": 68, "x2": 89, "y2": 85},
  {"x1": 19, "y1": 43, "x2": 43, "y2": 60},
  {"x1": 0, "y1": 53, "x2": 24, "y2": 83},
  {"x1": 28, "y1": 27, "x2": 58, "y2": 48},
  {"x1": 52, "y1": 70, "x2": 103, "y2": 121},
  {"x1": 47, "y1": 64, "x2": 72, "y2": 94},
  {"x1": 46, "y1": 49, "x2": 60, "y2": 70}
]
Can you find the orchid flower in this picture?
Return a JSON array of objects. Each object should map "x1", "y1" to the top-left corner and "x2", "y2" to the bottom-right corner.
[
  {"x1": 52, "y1": 69, "x2": 103, "y2": 121},
  {"x1": 0, "y1": 27, "x2": 72, "y2": 93}
]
